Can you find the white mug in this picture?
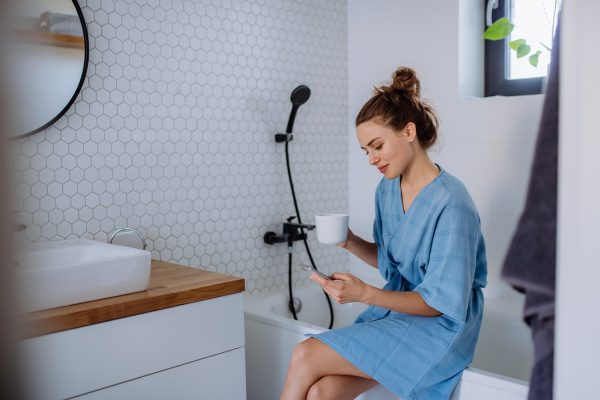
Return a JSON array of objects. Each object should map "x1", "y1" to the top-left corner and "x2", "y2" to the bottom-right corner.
[{"x1": 315, "y1": 214, "x2": 349, "y2": 244}]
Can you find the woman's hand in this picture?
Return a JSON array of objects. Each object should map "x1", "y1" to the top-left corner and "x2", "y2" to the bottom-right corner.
[
  {"x1": 336, "y1": 228, "x2": 354, "y2": 249},
  {"x1": 309, "y1": 272, "x2": 372, "y2": 304}
]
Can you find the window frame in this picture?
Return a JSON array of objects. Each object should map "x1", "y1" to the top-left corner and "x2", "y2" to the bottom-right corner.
[{"x1": 484, "y1": 0, "x2": 544, "y2": 97}]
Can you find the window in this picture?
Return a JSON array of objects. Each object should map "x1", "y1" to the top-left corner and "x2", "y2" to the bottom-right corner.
[{"x1": 485, "y1": 0, "x2": 559, "y2": 97}]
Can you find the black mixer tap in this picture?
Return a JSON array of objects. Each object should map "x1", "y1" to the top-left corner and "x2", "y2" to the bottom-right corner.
[{"x1": 263, "y1": 216, "x2": 315, "y2": 248}]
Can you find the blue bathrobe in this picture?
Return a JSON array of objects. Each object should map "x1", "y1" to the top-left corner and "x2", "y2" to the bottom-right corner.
[{"x1": 306, "y1": 165, "x2": 488, "y2": 400}]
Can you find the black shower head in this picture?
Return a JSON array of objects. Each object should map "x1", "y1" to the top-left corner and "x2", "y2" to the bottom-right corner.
[
  {"x1": 291, "y1": 85, "x2": 311, "y2": 106},
  {"x1": 286, "y1": 85, "x2": 311, "y2": 134}
]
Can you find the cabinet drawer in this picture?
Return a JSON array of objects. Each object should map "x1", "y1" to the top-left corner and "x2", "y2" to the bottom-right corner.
[
  {"x1": 75, "y1": 347, "x2": 246, "y2": 400},
  {"x1": 20, "y1": 293, "x2": 244, "y2": 400}
]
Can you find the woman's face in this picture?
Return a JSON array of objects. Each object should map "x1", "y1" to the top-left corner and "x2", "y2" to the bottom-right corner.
[{"x1": 357, "y1": 119, "x2": 415, "y2": 180}]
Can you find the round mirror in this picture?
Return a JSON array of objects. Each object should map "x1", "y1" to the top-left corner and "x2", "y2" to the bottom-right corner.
[{"x1": 6, "y1": 0, "x2": 88, "y2": 140}]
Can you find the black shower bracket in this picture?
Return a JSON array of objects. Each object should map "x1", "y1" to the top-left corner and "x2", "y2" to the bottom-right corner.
[{"x1": 275, "y1": 133, "x2": 293, "y2": 143}]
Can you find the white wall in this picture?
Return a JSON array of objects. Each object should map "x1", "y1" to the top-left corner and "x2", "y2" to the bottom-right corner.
[{"x1": 348, "y1": 0, "x2": 544, "y2": 285}]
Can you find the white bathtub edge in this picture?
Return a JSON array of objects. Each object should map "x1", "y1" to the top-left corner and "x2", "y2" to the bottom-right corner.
[
  {"x1": 244, "y1": 308, "x2": 326, "y2": 336},
  {"x1": 462, "y1": 367, "x2": 529, "y2": 395}
]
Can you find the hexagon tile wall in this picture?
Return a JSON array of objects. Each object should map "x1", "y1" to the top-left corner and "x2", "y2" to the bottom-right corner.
[{"x1": 11, "y1": 0, "x2": 349, "y2": 295}]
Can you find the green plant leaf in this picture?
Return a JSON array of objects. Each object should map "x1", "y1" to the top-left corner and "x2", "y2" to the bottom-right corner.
[
  {"x1": 516, "y1": 44, "x2": 531, "y2": 58},
  {"x1": 529, "y1": 51, "x2": 542, "y2": 67},
  {"x1": 483, "y1": 17, "x2": 514, "y2": 40},
  {"x1": 508, "y1": 39, "x2": 526, "y2": 51}
]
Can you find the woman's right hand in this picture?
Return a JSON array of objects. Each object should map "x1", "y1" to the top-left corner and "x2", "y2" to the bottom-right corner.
[{"x1": 336, "y1": 227, "x2": 354, "y2": 249}]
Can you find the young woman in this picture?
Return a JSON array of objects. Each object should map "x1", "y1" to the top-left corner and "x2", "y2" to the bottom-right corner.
[{"x1": 280, "y1": 67, "x2": 488, "y2": 400}]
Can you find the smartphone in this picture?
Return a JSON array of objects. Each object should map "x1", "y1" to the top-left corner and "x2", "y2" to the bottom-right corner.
[{"x1": 298, "y1": 262, "x2": 332, "y2": 281}]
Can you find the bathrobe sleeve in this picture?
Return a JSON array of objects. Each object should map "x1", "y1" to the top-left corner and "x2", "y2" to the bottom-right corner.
[
  {"x1": 414, "y1": 201, "x2": 480, "y2": 322},
  {"x1": 373, "y1": 194, "x2": 383, "y2": 250},
  {"x1": 372, "y1": 179, "x2": 387, "y2": 273}
]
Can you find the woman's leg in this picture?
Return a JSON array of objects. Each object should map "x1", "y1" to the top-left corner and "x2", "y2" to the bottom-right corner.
[
  {"x1": 307, "y1": 375, "x2": 380, "y2": 400},
  {"x1": 280, "y1": 337, "x2": 378, "y2": 400}
]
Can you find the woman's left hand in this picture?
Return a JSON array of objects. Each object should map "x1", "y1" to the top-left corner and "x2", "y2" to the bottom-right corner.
[{"x1": 309, "y1": 272, "x2": 371, "y2": 304}]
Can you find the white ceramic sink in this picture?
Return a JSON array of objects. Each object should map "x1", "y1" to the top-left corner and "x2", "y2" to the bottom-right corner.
[{"x1": 15, "y1": 239, "x2": 151, "y2": 313}]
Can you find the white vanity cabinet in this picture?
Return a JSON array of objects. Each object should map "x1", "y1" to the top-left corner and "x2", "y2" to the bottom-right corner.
[{"x1": 19, "y1": 261, "x2": 246, "y2": 400}]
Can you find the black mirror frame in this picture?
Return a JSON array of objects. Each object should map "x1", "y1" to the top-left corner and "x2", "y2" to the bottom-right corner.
[{"x1": 12, "y1": 0, "x2": 89, "y2": 141}]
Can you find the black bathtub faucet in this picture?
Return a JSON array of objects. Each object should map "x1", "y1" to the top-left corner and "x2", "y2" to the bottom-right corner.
[{"x1": 264, "y1": 216, "x2": 315, "y2": 251}]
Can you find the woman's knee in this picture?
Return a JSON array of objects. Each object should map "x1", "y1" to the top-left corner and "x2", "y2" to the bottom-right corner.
[
  {"x1": 289, "y1": 339, "x2": 316, "y2": 369},
  {"x1": 306, "y1": 380, "x2": 337, "y2": 400}
]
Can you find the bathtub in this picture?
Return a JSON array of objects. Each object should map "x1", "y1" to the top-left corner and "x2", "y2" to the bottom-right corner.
[{"x1": 244, "y1": 274, "x2": 532, "y2": 400}]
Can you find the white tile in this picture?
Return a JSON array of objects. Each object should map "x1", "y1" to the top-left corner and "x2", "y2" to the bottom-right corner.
[
  {"x1": 56, "y1": 195, "x2": 71, "y2": 212},
  {"x1": 22, "y1": 169, "x2": 38, "y2": 186},
  {"x1": 32, "y1": 210, "x2": 49, "y2": 227},
  {"x1": 41, "y1": 222, "x2": 58, "y2": 240}
]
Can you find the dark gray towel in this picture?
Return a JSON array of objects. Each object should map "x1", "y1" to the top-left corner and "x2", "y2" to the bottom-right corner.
[{"x1": 501, "y1": 18, "x2": 560, "y2": 400}]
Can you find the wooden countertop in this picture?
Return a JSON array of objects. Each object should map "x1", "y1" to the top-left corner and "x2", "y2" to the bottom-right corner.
[{"x1": 19, "y1": 260, "x2": 245, "y2": 339}]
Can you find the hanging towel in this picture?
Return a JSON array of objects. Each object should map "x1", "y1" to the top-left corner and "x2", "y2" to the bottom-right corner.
[{"x1": 501, "y1": 18, "x2": 560, "y2": 400}]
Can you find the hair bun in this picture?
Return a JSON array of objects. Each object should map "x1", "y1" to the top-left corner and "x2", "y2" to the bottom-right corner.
[
  {"x1": 378, "y1": 67, "x2": 422, "y2": 110},
  {"x1": 357, "y1": 66, "x2": 439, "y2": 151}
]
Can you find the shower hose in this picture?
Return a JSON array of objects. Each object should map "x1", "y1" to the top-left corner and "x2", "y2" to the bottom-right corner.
[{"x1": 285, "y1": 138, "x2": 334, "y2": 330}]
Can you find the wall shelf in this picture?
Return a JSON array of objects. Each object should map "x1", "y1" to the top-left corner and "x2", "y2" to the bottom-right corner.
[{"x1": 10, "y1": 29, "x2": 84, "y2": 49}]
